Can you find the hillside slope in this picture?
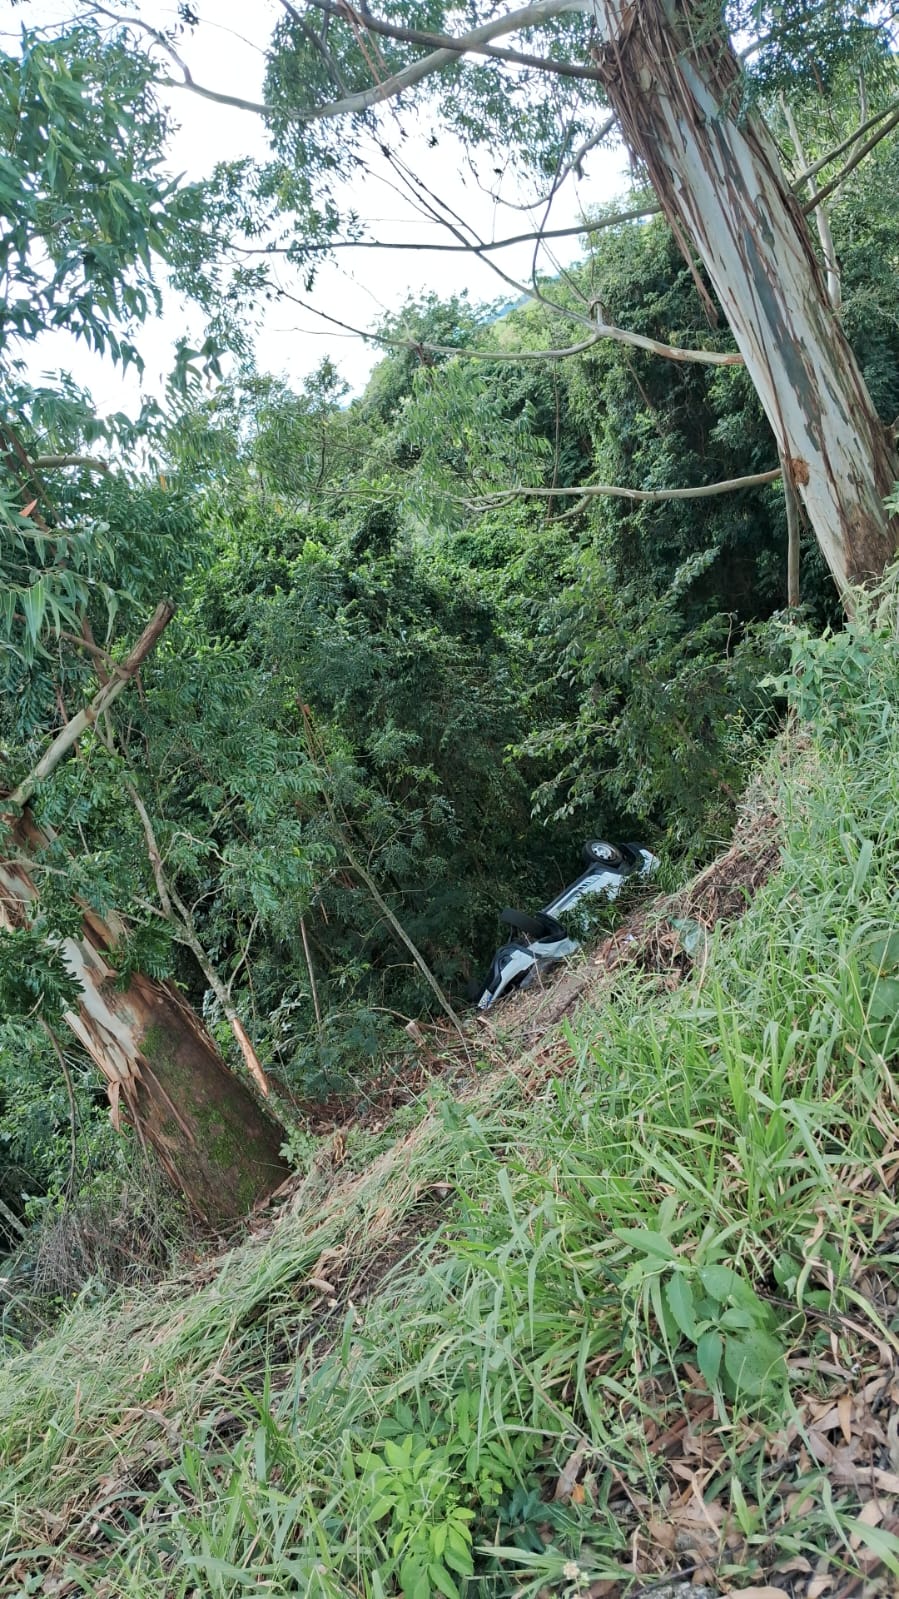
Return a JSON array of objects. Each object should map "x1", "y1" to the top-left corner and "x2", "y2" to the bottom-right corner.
[{"x1": 3, "y1": 605, "x2": 899, "y2": 1598}]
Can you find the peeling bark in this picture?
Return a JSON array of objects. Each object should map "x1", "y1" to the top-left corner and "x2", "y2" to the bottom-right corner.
[
  {"x1": 589, "y1": 0, "x2": 899, "y2": 593},
  {"x1": 0, "y1": 817, "x2": 288, "y2": 1225}
]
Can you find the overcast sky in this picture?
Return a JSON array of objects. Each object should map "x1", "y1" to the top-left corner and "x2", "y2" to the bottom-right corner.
[{"x1": 3, "y1": 0, "x2": 629, "y2": 411}]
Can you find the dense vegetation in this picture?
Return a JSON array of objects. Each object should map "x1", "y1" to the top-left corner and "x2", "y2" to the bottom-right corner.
[
  {"x1": 2, "y1": 2, "x2": 899, "y2": 1591},
  {"x1": 4, "y1": 586, "x2": 899, "y2": 1594}
]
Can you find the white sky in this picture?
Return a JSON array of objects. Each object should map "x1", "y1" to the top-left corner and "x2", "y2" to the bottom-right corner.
[{"x1": 3, "y1": 0, "x2": 629, "y2": 412}]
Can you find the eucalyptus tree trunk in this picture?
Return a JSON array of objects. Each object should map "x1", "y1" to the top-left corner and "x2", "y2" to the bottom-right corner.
[
  {"x1": 589, "y1": 0, "x2": 898, "y2": 592},
  {"x1": 0, "y1": 819, "x2": 288, "y2": 1225}
]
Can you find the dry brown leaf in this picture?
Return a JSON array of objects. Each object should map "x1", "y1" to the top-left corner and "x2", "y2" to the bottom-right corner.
[
  {"x1": 785, "y1": 1492, "x2": 816, "y2": 1517},
  {"x1": 553, "y1": 1438, "x2": 589, "y2": 1503},
  {"x1": 725, "y1": 1588, "x2": 790, "y2": 1598},
  {"x1": 873, "y1": 1467, "x2": 899, "y2": 1493},
  {"x1": 806, "y1": 1580, "x2": 833, "y2": 1598},
  {"x1": 850, "y1": 1499, "x2": 884, "y2": 1549},
  {"x1": 838, "y1": 1392, "x2": 853, "y2": 1444},
  {"x1": 645, "y1": 1518, "x2": 677, "y2": 1551},
  {"x1": 773, "y1": 1555, "x2": 813, "y2": 1574}
]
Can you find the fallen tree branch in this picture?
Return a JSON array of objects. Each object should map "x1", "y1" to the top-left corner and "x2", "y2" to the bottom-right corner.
[
  {"x1": 115, "y1": 764, "x2": 271, "y2": 1099},
  {"x1": 0, "y1": 1193, "x2": 28, "y2": 1240},
  {"x1": 5, "y1": 601, "x2": 175, "y2": 812}
]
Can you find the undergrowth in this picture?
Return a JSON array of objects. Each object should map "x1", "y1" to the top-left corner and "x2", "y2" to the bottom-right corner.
[{"x1": 3, "y1": 585, "x2": 899, "y2": 1595}]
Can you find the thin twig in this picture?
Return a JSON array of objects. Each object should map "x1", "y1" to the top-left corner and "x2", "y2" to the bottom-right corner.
[
  {"x1": 300, "y1": 916, "x2": 323, "y2": 1028},
  {"x1": 42, "y1": 1023, "x2": 79, "y2": 1199}
]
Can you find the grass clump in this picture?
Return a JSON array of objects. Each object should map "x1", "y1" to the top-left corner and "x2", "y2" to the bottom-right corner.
[{"x1": 4, "y1": 586, "x2": 899, "y2": 1596}]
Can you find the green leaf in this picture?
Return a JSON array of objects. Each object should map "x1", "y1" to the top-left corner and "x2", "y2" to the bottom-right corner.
[
  {"x1": 399, "y1": 1554, "x2": 427, "y2": 1599},
  {"x1": 384, "y1": 1436, "x2": 412, "y2": 1471},
  {"x1": 696, "y1": 1330, "x2": 723, "y2": 1390},
  {"x1": 665, "y1": 1273, "x2": 698, "y2": 1339},
  {"x1": 21, "y1": 577, "x2": 47, "y2": 645},
  {"x1": 723, "y1": 1330, "x2": 786, "y2": 1398},
  {"x1": 841, "y1": 1520, "x2": 899, "y2": 1576},
  {"x1": 614, "y1": 1227, "x2": 676, "y2": 1260},
  {"x1": 428, "y1": 1562, "x2": 461, "y2": 1599},
  {"x1": 699, "y1": 1264, "x2": 744, "y2": 1303}
]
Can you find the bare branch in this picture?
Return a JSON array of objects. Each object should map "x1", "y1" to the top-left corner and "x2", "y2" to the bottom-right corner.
[
  {"x1": 462, "y1": 467, "x2": 782, "y2": 510},
  {"x1": 276, "y1": 284, "x2": 738, "y2": 366},
  {"x1": 5, "y1": 601, "x2": 175, "y2": 812},
  {"x1": 0, "y1": 1193, "x2": 27, "y2": 1240},
  {"x1": 293, "y1": 0, "x2": 592, "y2": 121},
  {"x1": 89, "y1": 4, "x2": 273, "y2": 115},
  {"x1": 804, "y1": 102, "x2": 899, "y2": 211},
  {"x1": 300, "y1": 916, "x2": 322, "y2": 1027},
  {"x1": 794, "y1": 93, "x2": 899, "y2": 186},
  {"x1": 234, "y1": 204, "x2": 660, "y2": 256},
  {"x1": 780, "y1": 94, "x2": 840, "y2": 310},
  {"x1": 306, "y1": 0, "x2": 606, "y2": 82},
  {"x1": 58, "y1": 630, "x2": 117, "y2": 672},
  {"x1": 782, "y1": 449, "x2": 802, "y2": 608},
  {"x1": 591, "y1": 305, "x2": 741, "y2": 365}
]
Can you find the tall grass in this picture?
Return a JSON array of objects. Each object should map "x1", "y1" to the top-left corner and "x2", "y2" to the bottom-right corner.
[{"x1": 4, "y1": 591, "x2": 899, "y2": 1596}]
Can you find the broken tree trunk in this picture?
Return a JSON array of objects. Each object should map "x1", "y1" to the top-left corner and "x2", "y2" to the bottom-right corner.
[
  {"x1": 588, "y1": 0, "x2": 899, "y2": 592},
  {"x1": 0, "y1": 819, "x2": 288, "y2": 1224},
  {"x1": 1, "y1": 603, "x2": 287, "y2": 1222}
]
